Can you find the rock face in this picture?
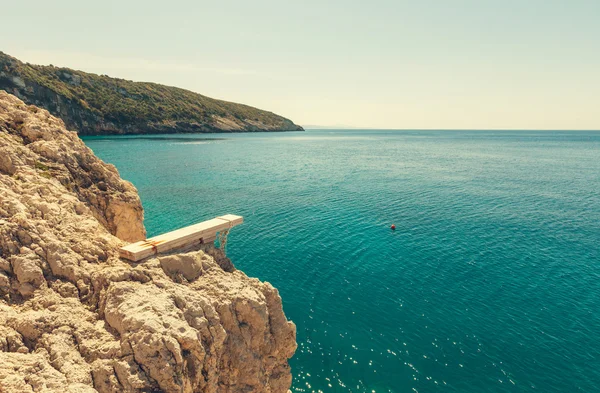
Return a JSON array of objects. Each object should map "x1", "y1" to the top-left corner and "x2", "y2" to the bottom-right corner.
[
  {"x1": 0, "y1": 91, "x2": 297, "y2": 392},
  {"x1": 0, "y1": 52, "x2": 304, "y2": 135}
]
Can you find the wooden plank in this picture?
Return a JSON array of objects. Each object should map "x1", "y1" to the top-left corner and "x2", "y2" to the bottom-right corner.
[
  {"x1": 119, "y1": 214, "x2": 243, "y2": 261},
  {"x1": 202, "y1": 236, "x2": 216, "y2": 244}
]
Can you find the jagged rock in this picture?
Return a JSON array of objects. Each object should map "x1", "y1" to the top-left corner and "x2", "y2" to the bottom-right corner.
[{"x1": 0, "y1": 91, "x2": 296, "y2": 392}]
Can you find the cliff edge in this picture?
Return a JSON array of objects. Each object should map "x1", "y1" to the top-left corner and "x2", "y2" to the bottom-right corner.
[
  {"x1": 0, "y1": 52, "x2": 304, "y2": 135},
  {"x1": 0, "y1": 90, "x2": 296, "y2": 392}
]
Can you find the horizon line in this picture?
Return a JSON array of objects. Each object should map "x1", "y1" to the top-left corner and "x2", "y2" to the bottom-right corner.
[{"x1": 302, "y1": 127, "x2": 600, "y2": 131}]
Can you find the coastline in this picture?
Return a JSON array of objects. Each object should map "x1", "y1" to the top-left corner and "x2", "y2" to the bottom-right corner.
[{"x1": 0, "y1": 91, "x2": 297, "y2": 392}]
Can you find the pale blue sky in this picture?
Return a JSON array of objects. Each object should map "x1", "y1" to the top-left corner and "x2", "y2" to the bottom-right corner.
[{"x1": 2, "y1": 0, "x2": 599, "y2": 129}]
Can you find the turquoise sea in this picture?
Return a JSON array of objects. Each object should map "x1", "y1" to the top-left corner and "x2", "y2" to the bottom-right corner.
[{"x1": 84, "y1": 130, "x2": 600, "y2": 393}]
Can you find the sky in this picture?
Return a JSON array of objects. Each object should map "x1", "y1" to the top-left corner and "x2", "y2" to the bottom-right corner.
[{"x1": 1, "y1": 0, "x2": 599, "y2": 129}]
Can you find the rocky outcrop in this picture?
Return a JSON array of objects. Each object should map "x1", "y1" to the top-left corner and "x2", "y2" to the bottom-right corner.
[
  {"x1": 0, "y1": 52, "x2": 304, "y2": 135},
  {"x1": 0, "y1": 91, "x2": 297, "y2": 392}
]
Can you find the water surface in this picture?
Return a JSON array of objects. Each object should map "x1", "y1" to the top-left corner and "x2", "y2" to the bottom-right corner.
[{"x1": 84, "y1": 130, "x2": 600, "y2": 393}]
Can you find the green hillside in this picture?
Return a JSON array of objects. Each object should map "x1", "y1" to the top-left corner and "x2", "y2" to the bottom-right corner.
[{"x1": 0, "y1": 51, "x2": 303, "y2": 135}]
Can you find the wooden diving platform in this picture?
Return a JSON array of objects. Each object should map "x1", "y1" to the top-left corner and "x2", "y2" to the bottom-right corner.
[{"x1": 119, "y1": 214, "x2": 243, "y2": 262}]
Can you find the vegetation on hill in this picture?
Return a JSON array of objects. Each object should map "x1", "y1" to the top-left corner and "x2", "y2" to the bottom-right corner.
[{"x1": 0, "y1": 51, "x2": 303, "y2": 134}]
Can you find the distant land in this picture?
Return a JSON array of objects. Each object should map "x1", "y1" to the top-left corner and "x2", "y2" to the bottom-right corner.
[
  {"x1": 303, "y1": 124, "x2": 364, "y2": 130},
  {"x1": 0, "y1": 51, "x2": 303, "y2": 135}
]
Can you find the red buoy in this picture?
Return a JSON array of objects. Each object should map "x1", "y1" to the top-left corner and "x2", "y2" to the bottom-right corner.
[{"x1": 391, "y1": 224, "x2": 396, "y2": 230}]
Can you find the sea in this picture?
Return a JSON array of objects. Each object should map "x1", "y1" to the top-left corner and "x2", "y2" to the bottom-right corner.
[{"x1": 83, "y1": 130, "x2": 600, "y2": 393}]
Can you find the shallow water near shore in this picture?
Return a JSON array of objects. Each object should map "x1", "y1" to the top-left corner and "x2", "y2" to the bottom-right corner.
[{"x1": 84, "y1": 130, "x2": 600, "y2": 393}]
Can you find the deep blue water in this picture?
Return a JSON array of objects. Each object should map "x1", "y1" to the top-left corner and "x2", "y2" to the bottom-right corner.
[{"x1": 83, "y1": 130, "x2": 600, "y2": 393}]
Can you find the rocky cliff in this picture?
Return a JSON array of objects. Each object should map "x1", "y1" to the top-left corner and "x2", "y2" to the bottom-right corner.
[
  {"x1": 0, "y1": 52, "x2": 304, "y2": 135},
  {"x1": 0, "y1": 91, "x2": 296, "y2": 392}
]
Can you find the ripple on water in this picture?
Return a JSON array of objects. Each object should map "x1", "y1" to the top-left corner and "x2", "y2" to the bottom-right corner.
[{"x1": 83, "y1": 130, "x2": 600, "y2": 393}]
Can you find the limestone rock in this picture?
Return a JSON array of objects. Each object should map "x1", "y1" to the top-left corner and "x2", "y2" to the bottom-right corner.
[{"x1": 0, "y1": 91, "x2": 296, "y2": 392}]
